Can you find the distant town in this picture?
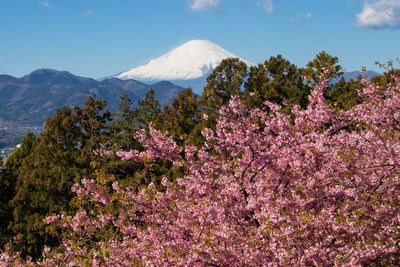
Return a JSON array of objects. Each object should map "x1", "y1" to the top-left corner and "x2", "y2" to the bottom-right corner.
[{"x1": 0, "y1": 122, "x2": 43, "y2": 159}]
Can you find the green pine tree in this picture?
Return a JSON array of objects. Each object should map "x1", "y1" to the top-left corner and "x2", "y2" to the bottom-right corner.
[
  {"x1": 202, "y1": 58, "x2": 248, "y2": 116},
  {"x1": 244, "y1": 55, "x2": 310, "y2": 113},
  {"x1": 304, "y1": 51, "x2": 343, "y2": 84},
  {"x1": 8, "y1": 96, "x2": 112, "y2": 260},
  {"x1": 135, "y1": 88, "x2": 161, "y2": 128},
  {"x1": 0, "y1": 132, "x2": 37, "y2": 251},
  {"x1": 325, "y1": 77, "x2": 363, "y2": 110},
  {"x1": 155, "y1": 88, "x2": 203, "y2": 146}
]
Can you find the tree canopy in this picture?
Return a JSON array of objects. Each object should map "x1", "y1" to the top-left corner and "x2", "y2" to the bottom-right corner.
[{"x1": 1, "y1": 54, "x2": 399, "y2": 265}]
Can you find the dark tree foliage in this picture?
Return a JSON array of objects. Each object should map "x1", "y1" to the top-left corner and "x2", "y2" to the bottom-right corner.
[
  {"x1": 76, "y1": 95, "x2": 112, "y2": 153},
  {"x1": 371, "y1": 66, "x2": 400, "y2": 89},
  {"x1": 110, "y1": 93, "x2": 139, "y2": 150},
  {"x1": 105, "y1": 94, "x2": 144, "y2": 188},
  {"x1": 0, "y1": 132, "x2": 36, "y2": 250},
  {"x1": 8, "y1": 107, "x2": 81, "y2": 259},
  {"x1": 324, "y1": 77, "x2": 363, "y2": 110},
  {"x1": 131, "y1": 88, "x2": 183, "y2": 189},
  {"x1": 134, "y1": 88, "x2": 161, "y2": 128},
  {"x1": 244, "y1": 55, "x2": 310, "y2": 113},
  {"x1": 105, "y1": 93, "x2": 144, "y2": 187},
  {"x1": 305, "y1": 51, "x2": 343, "y2": 84},
  {"x1": 6, "y1": 96, "x2": 111, "y2": 260},
  {"x1": 105, "y1": 89, "x2": 166, "y2": 190},
  {"x1": 202, "y1": 58, "x2": 248, "y2": 115},
  {"x1": 155, "y1": 88, "x2": 203, "y2": 146},
  {"x1": 243, "y1": 63, "x2": 271, "y2": 107}
]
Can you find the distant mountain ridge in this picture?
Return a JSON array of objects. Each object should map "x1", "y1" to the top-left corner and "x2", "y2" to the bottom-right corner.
[
  {"x1": 342, "y1": 70, "x2": 380, "y2": 81},
  {"x1": 0, "y1": 69, "x2": 184, "y2": 126},
  {"x1": 115, "y1": 40, "x2": 253, "y2": 94},
  {"x1": 329, "y1": 70, "x2": 380, "y2": 84}
]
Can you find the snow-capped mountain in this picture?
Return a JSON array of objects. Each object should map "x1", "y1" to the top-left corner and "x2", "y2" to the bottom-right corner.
[{"x1": 115, "y1": 40, "x2": 252, "y2": 94}]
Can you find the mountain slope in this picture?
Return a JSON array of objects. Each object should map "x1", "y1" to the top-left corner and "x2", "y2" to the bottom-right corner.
[
  {"x1": 0, "y1": 69, "x2": 140, "y2": 125},
  {"x1": 101, "y1": 78, "x2": 185, "y2": 106},
  {"x1": 330, "y1": 71, "x2": 380, "y2": 84},
  {"x1": 0, "y1": 70, "x2": 184, "y2": 126}
]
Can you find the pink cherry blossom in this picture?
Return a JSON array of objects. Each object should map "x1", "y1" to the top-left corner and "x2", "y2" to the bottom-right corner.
[{"x1": 3, "y1": 72, "x2": 400, "y2": 266}]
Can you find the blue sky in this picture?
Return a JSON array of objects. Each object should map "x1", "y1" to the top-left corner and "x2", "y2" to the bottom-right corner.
[{"x1": 0, "y1": 0, "x2": 399, "y2": 78}]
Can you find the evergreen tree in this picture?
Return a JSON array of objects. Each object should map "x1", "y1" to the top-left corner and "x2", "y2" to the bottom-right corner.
[
  {"x1": 104, "y1": 89, "x2": 163, "y2": 190},
  {"x1": 0, "y1": 132, "x2": 36, "y2": 250},
  {"x1": 75, "y1": 95, "x2": 112, "y2": 164},
  {"x1": 325, "y1": 77, "x2": 363, "y2": 110},
  {"x1": 155, "y1": 88, "x2": 203, "y2": 146},
  {"x1": 134, "y1": 88, "x2": 161, "y2": 128},
  {"x1": 8, "y1": 107, "x2": 82, "y2": 259},
  {"x1": 131, "y1": 88, "x2": 183, "y2": 190},
  {"x1": 243, "y1": 63, "x2": 271, "y2": 108},
  {"x1": 244, "y1": 55, "x2": 310, "y2": 112},
  {"x1": 371, "y1": 62, "x2": 400, "y2": 89},
  {"x1": 110, "y1": 93, "x2": 138, "y2": 150},
  {"x1": 202, "y1": 58, "x2": 248, "y2": 117},
  {"x1": 105, "y1": 93, "x2": 144, "y2": 187},
  {"x1": 7, "y1": 96, "x2": 112, "y2": 260},
  {"x1": 304, "y1": 51, "x2": 343, "y2": 83}
]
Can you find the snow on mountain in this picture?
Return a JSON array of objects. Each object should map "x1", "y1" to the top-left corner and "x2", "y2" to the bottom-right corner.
[{"x1": 115, "y1": 40, "x2": 252, "y2": 84}]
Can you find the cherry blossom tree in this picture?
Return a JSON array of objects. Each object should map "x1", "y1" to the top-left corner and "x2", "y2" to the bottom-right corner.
[{"x1": 2, "y1": 72, "x2": 400, "y2": 266}]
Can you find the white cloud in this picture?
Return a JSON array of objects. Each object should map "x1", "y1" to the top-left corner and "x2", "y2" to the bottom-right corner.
[
  {"x1": 38, "y1": 1, "x2": 53, "y2": 8},
  {"x1": 356, "y1": 0, "x2": 400, "y2": 29},
  {"x1": 288, "y1": 17, "x2": 302, "y2": 25},
  {"x1": 263, "y1": 0, "x2": 274, "y2": 14},
  {"x1": 188, "y1": 0, "x2": 275, "y2": 15},
  {"x1": 302, "y1": 12, "x2": 312, "y2": 19},
  {"x1": 256, "y1": 0, "x2": 274, "y2": 15},
  {"x1": 80, "y1": 10, "x2": 95, "y2": 17},
  {"x1": 289, "y1": 12, "x2": 312, "y2": 25},
  {"x1": 189, "y1": 0, "x2": 222, "y2": 13}
]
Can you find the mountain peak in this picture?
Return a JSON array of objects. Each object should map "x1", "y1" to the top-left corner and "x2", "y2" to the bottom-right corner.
[
  {"x1": 170, "y1": 39, "x2": 231, "y2": 55},
  {"x1": 116, "y1": 40, "x2": 252, "y2": 82},
  {"x1": 21, "y1": 69, "x2": 96, "y2": 85}
]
